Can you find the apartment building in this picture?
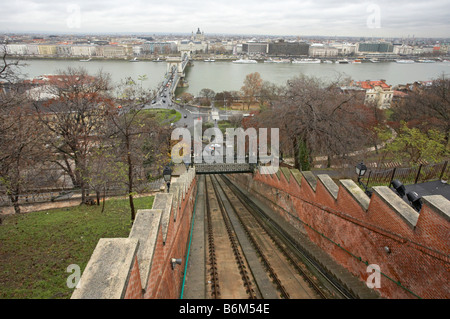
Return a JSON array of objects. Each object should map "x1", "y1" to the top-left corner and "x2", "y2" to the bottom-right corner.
[
  {"x1": 38, "y1": 44, "x2": 57, "y2": 56},
  {"x1": 71, "y1": 45, "x2": 96, "y2": 57},
  {"x1": 354, "y1": 80, "x2": 394, "y2": 109},
  {"x1": 309, "y1": 44, "x2": 339, "y2": 57},
  {"x1": 267, "y1": 41, "x2": 309, "y2": 56}
]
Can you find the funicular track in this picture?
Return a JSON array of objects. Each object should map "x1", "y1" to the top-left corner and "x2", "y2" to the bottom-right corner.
[
  {"x1": 205, "y1": 175, "x2": 257, "y2": 299},
  {"x1": 204, "y1": 173, "x2": 353, "y2": 299}
]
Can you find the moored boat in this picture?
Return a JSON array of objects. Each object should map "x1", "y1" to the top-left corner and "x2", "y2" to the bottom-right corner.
[
  {"x1": 292, "y1": 58, "x2": 321, "y2": 64},
  {"x1": 396, "y1": 59, "x2": 415, "y2": 64},
  {"x1": 265, "y1": 58, "x2": 291, "y2": 63},
  {"x1": 232, "y1": 58, "x2": 258, "y2": 64}
]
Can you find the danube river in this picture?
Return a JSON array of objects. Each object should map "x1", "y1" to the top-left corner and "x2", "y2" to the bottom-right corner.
[{"x1": 19, "y1": 58, "x2": 450, "y2": 95}]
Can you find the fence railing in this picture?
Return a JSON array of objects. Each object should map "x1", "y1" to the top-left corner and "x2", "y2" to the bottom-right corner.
[
  {"x1": 0, "y1": 179, "x2": 165, "y2": 207},
  {"x1": 363, "y1": 160, "x2": 448, "y2": 187}
]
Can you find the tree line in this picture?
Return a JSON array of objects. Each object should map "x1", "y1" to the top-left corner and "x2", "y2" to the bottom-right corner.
[
  {"x1": 234, "y1": 72, "x2": 449, "y2": 171},
  {"x1": 1, "y1": 55, "x2": 171, "y2": 219}
]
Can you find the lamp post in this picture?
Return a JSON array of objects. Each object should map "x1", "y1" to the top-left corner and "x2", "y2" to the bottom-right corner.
[
  {"x1": 163, "y1": 166, "x2": 172, "y2": 193},
  {"x1": 355, "y1": 162, "x2": 372, "y2": 197}
]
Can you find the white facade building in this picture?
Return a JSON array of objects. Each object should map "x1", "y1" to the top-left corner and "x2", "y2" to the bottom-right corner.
[
  {"x1": 393, "y1": 45, "x2": 414, "y2": 55},
  {"x1": 6, "y1": 44, "x2": 28, "y2": 55},
  {"x1": 26, "y1": 44, "x2": 40, "y2": 56},
  {"x1": 71, "y1": 45, "x2": 96, "y2": 57},
  {"x1": 309, "y1": 44, "x2": 338, "y2": 57}
]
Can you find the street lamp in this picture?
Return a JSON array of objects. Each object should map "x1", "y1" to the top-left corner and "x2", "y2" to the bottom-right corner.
[
  {"x1": 163, "y1": 166, "x2": 172, "y2": 192},
  {"x1": 391, "y1": 179, "x2": 406, "y2": 198},
  {"x1": 355, "y1": 162, "x2": 367, "y2": 179},
  {"x1": 355, "y1": 162, "x2": 372, "y2": 197},
  {"x1": 406, "y1": 191, "x2": 423, "y2": 212}
]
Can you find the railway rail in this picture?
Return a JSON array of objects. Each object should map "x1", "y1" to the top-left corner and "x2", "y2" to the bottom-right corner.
[{"x1": 203, "y1": 173, "x2": 355, "y2": 299}]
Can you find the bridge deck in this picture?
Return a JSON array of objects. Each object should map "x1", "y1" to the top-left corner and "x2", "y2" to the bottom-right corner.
[{"x1": 194, "y1": 163, "x2": 255, "y2": 174}]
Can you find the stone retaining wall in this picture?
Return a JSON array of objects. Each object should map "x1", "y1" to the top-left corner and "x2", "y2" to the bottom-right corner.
[
  {"x1": 71, "y1": 168, "x2": 197, "y2": 299},
  {"x1": 228, "y1": 167, "x2": 450, "y2": 299}
]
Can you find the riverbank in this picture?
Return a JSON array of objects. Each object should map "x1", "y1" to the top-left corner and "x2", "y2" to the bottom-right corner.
[
  {"x1": 9, "y1": 54, "x2": 237, "y2": 62},
  {"x1": 13, "y1": 57, "x2": 450, "y2": 96},
  {"x1": 11, "y1": 56, "x2": 164, "y2": 62},
  {"x1": 10, "y1": 54, "x2": 448, "y2": 63}
]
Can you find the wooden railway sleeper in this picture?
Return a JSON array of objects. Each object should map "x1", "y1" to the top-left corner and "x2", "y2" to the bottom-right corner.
[
  {"x1": 205, "y1": 179, "x2": 221, "y2": 299},
  {"x1": 218, "y1": 175, "x2": 329, "y2": 299},
  {"x1": 212, "y1": 175, "x2": 290, "y2": 299},
  {"x1": 209, "y1": 175, "x2": 258, "y2": 299}
]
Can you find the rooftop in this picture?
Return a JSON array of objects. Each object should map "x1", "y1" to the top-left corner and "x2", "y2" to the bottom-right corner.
[{"x1": 355, "y1": 80, "x2": 391, "y2": 90}]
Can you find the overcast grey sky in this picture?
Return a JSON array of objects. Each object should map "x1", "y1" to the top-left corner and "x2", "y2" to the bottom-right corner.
[{"x1": 1, "y1": 0, "x2": 449, "y2": 38}]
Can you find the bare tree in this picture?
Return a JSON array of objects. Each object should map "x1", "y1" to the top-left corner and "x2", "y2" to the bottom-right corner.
[
  {"x1": 33, "y1": 67, "x2": 114, "y2": 204},
  {"x1": 257, "y1": 75, "x2": 371, "y2": 169},
  {"x1": 391, "y1": 75, "x2": 450, "y2": 144},
  {"x1": 0, "y1": 44, "x2": 21, "y2": 84},
  {"x1": 0, "y1": 46, "x2": 48, "y2": 213},
  {"x1": 241, "y1": 72, "x2": 263, "y2": 110},
  {"x1": 107, "y1": 78, "x2": 168, "y2": 221},
  {"x1": 0, "y1": 96, "x2": 47, "y2": 214},
  {"x1": 199, "y1": 88, "x2": 215, "y2": 106},
  {"x1": 179, "y1": 92, "x2": 194, "y2": 104}
]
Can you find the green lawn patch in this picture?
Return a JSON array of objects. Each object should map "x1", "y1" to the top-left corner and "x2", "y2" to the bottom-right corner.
[
  {"x1": 0, "y1": 196, "x2": 154, "y2": 299},
  {"x1": 142, "y1": 109, "x2": 182, "y2": 124}
]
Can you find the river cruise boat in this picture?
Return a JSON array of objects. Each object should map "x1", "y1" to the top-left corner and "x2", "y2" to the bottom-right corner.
[
  {"x1": 396, "y1": 60, "x2": 415, "y2": 63},
  {"x1": 264, "y1": 58, "x2": 291, "y2": 63},
  {"x1": 292, "y1": 58, "x2": 321, "y2": 64},
  {"x1": 232, "y1": 58, "x2": 258, "y2": 64}
]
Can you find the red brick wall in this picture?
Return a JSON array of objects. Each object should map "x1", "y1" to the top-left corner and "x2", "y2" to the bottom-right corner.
[
  {"x1": 228, "y1": 171, "x2": 449, "y2": 299},
  {"x1": 72, "y1": 172, "x2": 198, "y2": 300},
  {"x1": 143, "y1": 178, "x2": 197, "y2": 299},
  {"x1": 124, "y1": 256, "x2": 143, "y2": 299}
]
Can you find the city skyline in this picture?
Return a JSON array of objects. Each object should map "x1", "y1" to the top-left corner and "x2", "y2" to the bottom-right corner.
[{"x1": 1, "y1": 0, "x2": 450, "y2": 38}]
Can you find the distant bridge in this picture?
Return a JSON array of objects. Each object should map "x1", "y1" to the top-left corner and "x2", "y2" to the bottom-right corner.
[{"x1": 162, "y1": 50, "x2": 191, "y2": 95}]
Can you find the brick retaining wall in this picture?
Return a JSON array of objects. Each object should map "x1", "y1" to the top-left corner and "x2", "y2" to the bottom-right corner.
[
  {"x1": 71, "y1": 168, "x2": 197, "y2": 299},
  {"x1": 228, "y1": 167, "x2": 449, "y2": 299}
]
